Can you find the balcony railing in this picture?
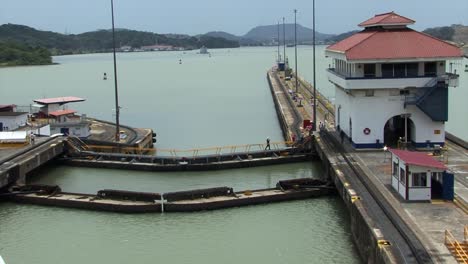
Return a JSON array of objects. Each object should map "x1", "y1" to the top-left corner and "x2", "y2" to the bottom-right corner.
[
  {"x1": 31, "y1": 117, "x2": 88, "y2": 127},
  {"x1": 327, "y1": 68, "x2": 458, "y2": 90}
]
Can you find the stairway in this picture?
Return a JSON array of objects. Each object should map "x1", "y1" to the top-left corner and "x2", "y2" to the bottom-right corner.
[
  {"x1": 445, "y1": 226, "x2": 468, "y2": 263},
  {"x1": 65, "y1": 136, "x2": 89, "y2": 153}
]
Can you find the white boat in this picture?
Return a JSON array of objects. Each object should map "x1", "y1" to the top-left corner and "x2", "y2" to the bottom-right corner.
[
  {"x1": 199, "y1": 46, "x2": 208, "y2": 54},
  {"x1": 0, "y1": 255, "x2": 6, "y2": 264}
]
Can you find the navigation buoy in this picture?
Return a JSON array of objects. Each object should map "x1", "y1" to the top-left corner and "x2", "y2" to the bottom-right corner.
[
  {"x1": 179, "y1": 59, "x2": 182, "y2": 64},
  {"x1": 103, "y1": 72, "x2": 107, "y2": 80}
]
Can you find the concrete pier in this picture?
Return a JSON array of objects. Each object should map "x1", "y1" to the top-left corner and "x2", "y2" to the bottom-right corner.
[{"x1": 0, "y1": 137, "x2": 65, "y2": 189}]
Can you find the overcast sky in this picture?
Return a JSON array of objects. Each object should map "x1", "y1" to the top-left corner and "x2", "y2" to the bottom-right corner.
[{"x1": 1, "y1": 0, "x2": 467, "y2": 36}]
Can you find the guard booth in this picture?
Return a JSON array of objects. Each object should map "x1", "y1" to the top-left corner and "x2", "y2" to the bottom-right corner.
[
  {"x1": 389, "y1": 148, "x2": 453, "y2": 201},
  {"x1": 277, "y1": 62, "x2": 285, "y2": 71}
]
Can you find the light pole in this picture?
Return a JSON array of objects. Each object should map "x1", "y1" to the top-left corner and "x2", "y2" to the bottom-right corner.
[
  {"x1": 312, "y1": 0, "x2": 317, "y2": 131},
  {"x1": 383, "y1": 145, "x2": 388, "y2": 162},
  {"x1": 294, "y1": 9, "x2": 298, "y2": 94},
  {"x1": 283, "y1": 17, "x2": 286, "y2": 69},
  {"x1": 111, "y1": 0, "x2": 120, "y2": 142},
  {"x1": 277, "y1": 21, "x2": 281, "y2": 63}
]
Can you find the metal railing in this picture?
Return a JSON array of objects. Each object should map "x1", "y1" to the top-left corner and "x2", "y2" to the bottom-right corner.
[
  {"x1": 445, "y1": 229, "x2": 468, "y2": 263},
  {"x1": 465, "y1": 225, "x2": 468, "y2": 242},
  {"x1": 78, "y1": 141, "x2": 294, "y2": 158}
]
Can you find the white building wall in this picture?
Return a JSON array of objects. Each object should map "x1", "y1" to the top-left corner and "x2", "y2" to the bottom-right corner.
[
  {"x1": 405, "y1": 106, "x2": 445, "y2": 144},
  {"x1": 334, "y1": 86, "x2": 352, "y2": 134},
  {"x1": 408, "y1": 189, "x2": 430, "y2": 200},
  {"x1": 0, "y1": 114, "x2": 28, "y2": 131},
  {"x1": 47, "y1": 104, "x2": 61, "y2": 113},
  {"x1": 50, "y1": 123, "x2": 90, "y2": 138},
  {"x1": 335, "y1": 88, "x2": 445, "y2": 147},
  {"x1": 437, "y1": 61, "x2": 445, "y2": 75}
]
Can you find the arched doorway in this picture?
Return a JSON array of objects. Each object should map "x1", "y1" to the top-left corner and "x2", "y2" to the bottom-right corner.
[{"x1": 384, "y1": 114, "x2": 415, "y2": 147}]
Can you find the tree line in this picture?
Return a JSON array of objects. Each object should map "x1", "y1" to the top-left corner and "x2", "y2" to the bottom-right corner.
[
  {"x1": 0, "y1": 24, "x2": 240, "y2": 56},
  {"x1": 0, "y1": 41, "x2": 52, "y2": 66}
]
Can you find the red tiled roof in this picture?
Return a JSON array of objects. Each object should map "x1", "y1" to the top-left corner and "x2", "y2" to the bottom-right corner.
[
  {"x1": 326, "y1": 29, "x2": 463, "y2": 60},
  {"x1": 358, "y1": 12, "x2": 415, "y2": 27},
  {"x1": 389, "y1": 148, "x2": 447, "y2": 170},
  {"x1": 34, "y1": 96, "x2": 85, "y2": 105},
  {"x1": 49, "y1": 109, "x2": 77, "y2": 117}
]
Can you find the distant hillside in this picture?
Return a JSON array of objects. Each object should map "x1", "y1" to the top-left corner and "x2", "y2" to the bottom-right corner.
[
  {"x1": 243, "y1": 24, "x2": 333, "y2": 44},
  {"x1": 0, "y1": 24, "x2": 240, "y2": 55},
  {"x1": 203, "y1": 24, "x2": 333, "y2": 46},
  {"x1": 325, "y1": 30, "x2": 360, "y2": 43},
  {"x1": 423, "y1": 24, "x2": 468, "y2": 45},
  {"x1": 204, "y1": 31, "x2": 240, "y2": 42}
]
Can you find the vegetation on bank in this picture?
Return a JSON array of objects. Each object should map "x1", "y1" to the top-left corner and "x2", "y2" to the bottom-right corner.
[
  {"x1": 0, "y1": 24, "x2": 240, "y2": 56},
  {"x1": 0, "y1": 41, "x2": 52, "y2": 66}
]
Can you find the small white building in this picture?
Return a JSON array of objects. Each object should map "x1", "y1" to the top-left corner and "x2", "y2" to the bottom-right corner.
[
  {"x1": 33, "y1": 96, "x2": 90, "y2": 138},
  {"x1": 0, "y1": 112, "x2": 28, "y2": 131},
  {"x1": 0, "y1": 131, "x2": 28, "y2": 146},
  {"x1": 389, "y1": 148, "x2": 452, "y2": 201},
  {"x1": 325, "y1": 12, "x2": 463, "y2": 149}
]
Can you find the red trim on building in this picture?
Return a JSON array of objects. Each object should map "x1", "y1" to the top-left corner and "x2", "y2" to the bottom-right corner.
[
  {"x1": 34, "y1": 97, "x2": 85, "y2": 105},
  {"x1": 49, "y1": 109, "x2": 77, "y2": 117},
  {"x1": 389, "y1": 148, "x2": 447, "y2": 170}
]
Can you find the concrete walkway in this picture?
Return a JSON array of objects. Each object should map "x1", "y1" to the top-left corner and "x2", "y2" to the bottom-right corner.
[{"x1": 333, "y1": 131, "x2": 467, "y2": 263}]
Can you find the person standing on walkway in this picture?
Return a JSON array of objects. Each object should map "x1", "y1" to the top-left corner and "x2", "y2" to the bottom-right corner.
[
  {"x1": 265, "y1": 137, "x2": 271, "y2": 150},
  {"x1": 30, "y1": 132, "x2": 35, "y2": 145}
]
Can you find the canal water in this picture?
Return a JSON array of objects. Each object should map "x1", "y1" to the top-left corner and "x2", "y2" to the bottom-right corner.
[{"x1": 0, "y1": 47, "x2": 363, "y2": 263}]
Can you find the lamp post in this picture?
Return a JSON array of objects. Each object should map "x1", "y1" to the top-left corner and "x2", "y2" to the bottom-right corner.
[
  {"x1": 283, "y1": 17, "x2": 286, "y2": 69},
  {"x1": 312, "y1": 0, "x2": 317, "y2": 131},
  {"x1": 294, "y1": 9, "x2": 298, "y2": 94},
  {"x1": 277, "y1": 21, "x2": 281, "y2": 63},
  {"x1": 111, "y1": 0, "x2": 120, "y2": 142},
  {"x1": 383, "y1": 145, "x2": 388, "y2": 162}
]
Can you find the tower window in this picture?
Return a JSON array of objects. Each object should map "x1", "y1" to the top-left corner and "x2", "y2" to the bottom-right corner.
[{"x1": 364, "y1": 64, "x2": 376, "y2": 77}]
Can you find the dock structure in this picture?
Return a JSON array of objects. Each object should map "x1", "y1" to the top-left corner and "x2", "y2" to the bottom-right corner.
[
  {"x1": 4, "y1": 179, "x2": 334, "y2": 213},
  {"x1": 0, "y1": 137, "x2": 65, "y2": 189}
]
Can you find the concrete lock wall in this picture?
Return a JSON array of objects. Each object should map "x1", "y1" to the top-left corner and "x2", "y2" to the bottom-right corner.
[
  {"x1": 17, "y1": 142, "x2": 64, "y2": 184},
  {"x1": 314, "y1": 137, "x2": 397, "y2": 263}
]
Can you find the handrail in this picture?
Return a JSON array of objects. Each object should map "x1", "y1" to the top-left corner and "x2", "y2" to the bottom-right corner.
[
  {"x1": 76, "y1": 141, "x2": 296, "y2": 158},
  {"x1": 465, "y1": 225, "x2": 468, "y2": 242},
  {"x1": 445, "y1": 229, "x2": 468, "y2": 263}
]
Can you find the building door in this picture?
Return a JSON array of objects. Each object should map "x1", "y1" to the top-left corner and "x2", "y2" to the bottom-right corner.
[
  {"x1": 60, "y1": 128, "x2": 70, "y2": 135},
  {"x1": 0, "y1": 122, "x2": 3, "y2": 131},
  {"x1": 384, "y1": 115, "x2": 414, "y2": 147}
]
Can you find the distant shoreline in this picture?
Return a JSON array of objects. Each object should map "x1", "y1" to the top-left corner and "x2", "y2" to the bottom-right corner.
[{"x1": 0, "y1": 62, "x2": 59, "y2": 68}]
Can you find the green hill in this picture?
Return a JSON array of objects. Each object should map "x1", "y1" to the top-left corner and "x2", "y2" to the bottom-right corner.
[
  {"x1": 0, "y1": 24, "x2": 240, "y2": 55},
  {"x1": 0, "y1": 41, "x2": 52, "y2": 66}
]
